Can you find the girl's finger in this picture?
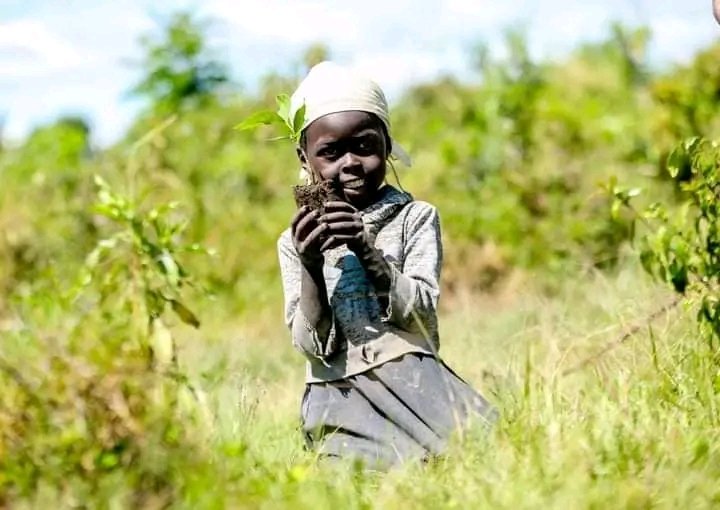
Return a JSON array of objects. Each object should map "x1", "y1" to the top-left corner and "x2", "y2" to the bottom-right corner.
[
  {"x1": 320, "y1": 211, "x2": 361, "y2": 224},
  {"x1": 323, "y1": 221, "x2": 363, "y2": 233},
  {"x1": 294, "y1": 209, "x2": 320, "y2": 241},
  {"x1": 319, "y1": 234, "x2": 356, "y2": 252},
  {"x1": 300, "y1": 222, "x2": 328, "y2": 251},
  {"x1": 291, "y1": 205, "x2": 311, "y2": 230},
  {"x1": 323, "y1": 201, "x2": 357, "y2": 213}
]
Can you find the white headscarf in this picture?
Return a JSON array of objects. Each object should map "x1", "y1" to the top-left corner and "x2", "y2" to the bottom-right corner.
[{"x1": 290, "y1": 61, "x2": 411, "y2": 182}]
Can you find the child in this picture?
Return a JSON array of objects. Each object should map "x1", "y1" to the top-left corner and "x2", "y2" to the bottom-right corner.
[{"x1": 277, "y1": 62, "x2": 496, "y2": 467}]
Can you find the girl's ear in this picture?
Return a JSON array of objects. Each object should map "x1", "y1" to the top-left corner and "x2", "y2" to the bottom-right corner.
[
  {"x1": 296, "y1": 146, "x2": 308, "y2": 167},
  {"x1": 380, "y1": 123, "x2": 392, "y2": 158}
]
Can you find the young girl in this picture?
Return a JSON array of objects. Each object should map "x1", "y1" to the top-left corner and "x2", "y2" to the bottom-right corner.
[{"x1": 278, "y1": 62, "x2": 496, "y2": 467}]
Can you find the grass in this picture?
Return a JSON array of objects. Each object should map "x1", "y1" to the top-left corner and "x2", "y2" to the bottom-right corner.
[
  {"x1": 7, "y1": 259, "x2": 720, "y2": 508},
  {"x1": 182, "y1": 261, "x2": 718, "y2": 508}
]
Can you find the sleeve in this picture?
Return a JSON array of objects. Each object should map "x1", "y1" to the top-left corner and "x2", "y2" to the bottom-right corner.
[
  {"x1": 277, "y1": 232, "x2": 338, "y2": 361},
  {"x1": 382, "y1": 203, "x2": 442, "y2": 347}
]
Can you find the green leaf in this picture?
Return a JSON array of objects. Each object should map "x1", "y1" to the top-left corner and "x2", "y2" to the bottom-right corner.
[
  {"x1": 700, "y1": 296, "x2": 719, "y2": 325},
  {"x1": 233, "y1": 110, "x2": 280, "y2": 131},
  {"x1": 146, "y1": 290, "x2": 165, "y2": 319},
  {"x1": 97, "y1": 451, "x2": 120, "y2": 470},
  {"x1": 667, "y1": 146, "x2": 686, "y2": 179},
  {"x1": 171, "y1": 299, "x2": 200, "y2": 328},
  {"x1": 667, "y1": 139, "x2": 699, "y2": 181},
  {"x1": 669, "y1": 263, "x2": 688, "y2": 293},
  {"x1": 684, "y1": 136, "x2": 702, "y2": 152},
  {"x1": 276, "y1": 94, "x2": 290, "y2": 123},
  {"x1": 158, "y1": 250, "x2": 180, "y2": 288},
  {"x1": 292, "y1": 103, "x2": 306, "y2": 138}
]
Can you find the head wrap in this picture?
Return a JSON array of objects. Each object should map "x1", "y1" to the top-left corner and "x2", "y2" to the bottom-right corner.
[{"x1": 290, "y1": 61, "x2": 411, "y2": 182}]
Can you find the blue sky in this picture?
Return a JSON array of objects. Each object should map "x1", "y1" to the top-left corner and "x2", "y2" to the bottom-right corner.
[{"x1": 1, "y1": 1, "x2": 717, "y2": 146}]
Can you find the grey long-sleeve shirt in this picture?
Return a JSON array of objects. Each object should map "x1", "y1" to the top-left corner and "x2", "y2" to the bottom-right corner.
[{"x1": 278, "y1": 185, "x2": 443, "y2": 383}]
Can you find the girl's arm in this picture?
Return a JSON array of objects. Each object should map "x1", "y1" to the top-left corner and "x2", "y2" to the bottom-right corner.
[
  {"x1": 353, "y1": 203, "x2": 442, "y2": 346},
  {"x1": 278, "y1": 232, "x2": 338, "y2": 360},
  {"x1": 316, "y1": 201, "x2": 442, "y2": 346}
]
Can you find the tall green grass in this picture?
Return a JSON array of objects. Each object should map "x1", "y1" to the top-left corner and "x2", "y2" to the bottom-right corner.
[{"x1": 15, "y1": 259, "x2": 717, "y2": 509}]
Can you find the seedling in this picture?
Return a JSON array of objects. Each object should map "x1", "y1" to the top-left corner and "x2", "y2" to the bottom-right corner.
[{"x1": 235, "y1": 94, "x2": 341, "y2": 211}]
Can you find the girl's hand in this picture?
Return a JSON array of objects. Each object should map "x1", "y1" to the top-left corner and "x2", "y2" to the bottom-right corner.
[
  {"x1": 318, "y1": 201, "x2": 368, "y2": 253},
  {"x1": 291, "y1": 206, "x2": 328, "y2": 268}
]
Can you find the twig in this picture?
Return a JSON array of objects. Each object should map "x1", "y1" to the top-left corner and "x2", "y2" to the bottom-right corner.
[{"x1": 561, "y1": 297, "x2": 681, "y2": 376}]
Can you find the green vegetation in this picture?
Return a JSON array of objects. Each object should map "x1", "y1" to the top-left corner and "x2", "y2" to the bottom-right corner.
[
  {"x1": 1, "y1": 12, "x2": 719, "y2": 508},
  {"x1": 616, "y1": 137, "x2": 720, "y2": 339}
]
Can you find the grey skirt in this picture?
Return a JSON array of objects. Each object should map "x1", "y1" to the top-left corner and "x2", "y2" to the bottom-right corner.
[{"x1": 301, "y1": 353, "x2": 497, "y2": 468}]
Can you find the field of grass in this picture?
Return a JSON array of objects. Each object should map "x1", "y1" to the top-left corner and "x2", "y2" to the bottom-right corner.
[{"x1": 11, "y1": 259, "x2": 716, "y2": 509}]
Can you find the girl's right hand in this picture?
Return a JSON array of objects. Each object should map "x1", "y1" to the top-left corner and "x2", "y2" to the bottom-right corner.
[{"x1": 291, "y1": 206, "x2": 328, "y2": 269}]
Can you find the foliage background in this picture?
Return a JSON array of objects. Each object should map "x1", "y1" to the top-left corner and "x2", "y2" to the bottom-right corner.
[{"x1": 1, "y1": 11, "x2": 719, "y2": 508}]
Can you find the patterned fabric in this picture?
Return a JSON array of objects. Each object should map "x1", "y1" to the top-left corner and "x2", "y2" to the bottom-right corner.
[{"x1": 278, "y1": 185, "x2": 443, "y2": 382}]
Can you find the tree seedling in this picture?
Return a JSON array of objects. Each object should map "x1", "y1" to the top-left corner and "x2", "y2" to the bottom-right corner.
[{"x1": 235, "y1": 94, "x2": 342, "y2": 211}]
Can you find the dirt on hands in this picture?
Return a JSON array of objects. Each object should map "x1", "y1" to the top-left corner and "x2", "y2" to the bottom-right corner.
[{"x1": 293, "y1": 180, "x2": 343, "y2": 213}]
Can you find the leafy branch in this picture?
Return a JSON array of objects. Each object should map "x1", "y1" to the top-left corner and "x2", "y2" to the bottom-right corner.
[
  {"x1": 234, "y1": 94, "x2": 306, "y2": 143},
  {"x1": 609, "y1": 136, "x2": 720, "y2": 341}
]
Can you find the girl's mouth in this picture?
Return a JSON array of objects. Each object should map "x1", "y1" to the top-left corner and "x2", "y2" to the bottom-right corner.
[{"x1": 343, "y1": 179, "x2": 364, "y2": 190}]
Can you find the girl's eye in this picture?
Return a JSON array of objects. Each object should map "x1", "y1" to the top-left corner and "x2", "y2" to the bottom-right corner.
[
  {"x1": 318, "y1": 147, "x2": 338, "y2": 158},
  {"x1": 357, "y1": 138, "x2": 376, "y2": 153}
]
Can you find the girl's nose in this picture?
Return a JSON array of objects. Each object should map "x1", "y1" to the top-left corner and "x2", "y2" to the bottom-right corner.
[{"x1": 340, "y1": 151, "x2": 362, "y2": 172}]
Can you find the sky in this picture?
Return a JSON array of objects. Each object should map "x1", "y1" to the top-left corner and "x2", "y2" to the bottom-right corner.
[{"x1": 0, "y1": 0, "x2": 717, "y2": 146}]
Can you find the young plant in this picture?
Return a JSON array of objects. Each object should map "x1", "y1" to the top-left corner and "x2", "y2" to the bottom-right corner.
[
  {"x1": 235, "y1": 95, "x2": 342, "y2": 209},
  {"x1": 611, "y1": 137, "x2": 720, "y2": 341},
  {"x1": 82, "y1": 174, "x2": 207, "y2": 368},
  {"x1": 234, "y1": 94, "x2": 305, "y2": 144},
  {"x1": 0, "y1": 118, "x2": 215, "y2": 503}
]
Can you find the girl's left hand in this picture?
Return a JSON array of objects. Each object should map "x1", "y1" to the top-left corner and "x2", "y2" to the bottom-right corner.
[{"x1": 318, "y1": 201, "x2": 367, "y2": 253}]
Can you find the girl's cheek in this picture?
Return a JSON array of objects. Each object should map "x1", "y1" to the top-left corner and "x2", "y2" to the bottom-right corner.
[
  {"x1": 366, "y1": 156, "x2": 385, "y2": 173},
  {"x1": 318, "y1": 164, "x2": 341, "y2": 181}
]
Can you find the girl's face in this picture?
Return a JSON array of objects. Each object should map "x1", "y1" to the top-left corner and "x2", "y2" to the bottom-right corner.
[{"x1": 300, "y1": 111, "x2": 389, "y2": 209}]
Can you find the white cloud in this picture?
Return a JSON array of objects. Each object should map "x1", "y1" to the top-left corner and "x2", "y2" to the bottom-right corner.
[
  {"x1": 208, "y1": 0, "x2": 517, "y2": 50},
  {"x1": 350, "y1": 48, "x2": 467, "y2": 102},
  {"x1": 649, "y1": 14, "x2": 717, "y2": 64},
  {"x1": 208, "y1": 0, "x2": 362, "y2": 46},
  {"x1": 205, "y1": 0, "x2": 514, "y2": 100},
  {"x1": 0, "y1": 19, "x2": 96, "y2": 79},
  {"x1": 0, "y1": 5, "x2": 156, "y2": 143},
  {"x1": 1, "y1": 0, "x2": 717, "y2": 145}
]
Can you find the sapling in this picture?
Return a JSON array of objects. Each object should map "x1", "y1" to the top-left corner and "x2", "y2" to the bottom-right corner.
[
  {"x1": 235, "y1": 94, "x2": 342, "y2": 212},
  {"x1": 79, "y1": 118, "x2": 215, "y2": 429}
]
